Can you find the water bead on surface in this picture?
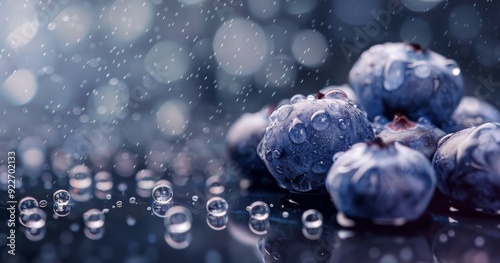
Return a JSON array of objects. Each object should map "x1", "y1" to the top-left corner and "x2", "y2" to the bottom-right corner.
[
  {"x1": 164, "y1": 206, "x2": 193, "y2": 234},
  {"x1": 19, "y1": 208, "x2": 46, "y2": 228},
  {"x1": 247, "y1": 201, "x2": 270, "y2": 220},
  {"x1": 19, "y1": 196, "x2": 39, "y2": 213},
  {"x1": 129, "y1": 197, "x2": 137, "y2": 204},
  {"x1": 152, "y1": 183, "x2": 174, "y2": 204},
  {"x1": 206, "y1": 197, "x2": 229, "y2": 216},
  {"x1": 53, "y1": 203, "x2": 71, "y2": 217},
  {"x1": 152, "y1": 201, "x2": 174, "y2": 218},
  {"x1": 38, "y1": 200, "x2": 48, "y2": 208},
  {"x1": 83, "y1": 209, "x2": 105, "y2": 229},
  {"x1": 206, "y1": 214, "x2": 228, "y2": 231},
  {"x1": 53, "y1": 189, "x2": 71, "y2": 205},
  {"x1": 301, "y1": 209, "x2": 324, "y2": 229},
  {"x1": 288, "y1": 118, "x2": 307, "y2": 144}
]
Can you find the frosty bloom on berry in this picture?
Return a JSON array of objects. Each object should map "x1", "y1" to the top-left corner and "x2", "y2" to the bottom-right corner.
[
  {"x1": 257, "y1": 90, "x2": 374, "y2": 193},
  {"x1": 442, "y1": 96, "x2": 500, "y2": 133},
  {"x1": 349, "y1": 42, "x2": 464, "y2": 126},
  {"x1": 326, "y1": 139, "x2": 436, "y2": 223},
  {"x1": 433, "y1": 122, "x2": 500, "y2": 214}
]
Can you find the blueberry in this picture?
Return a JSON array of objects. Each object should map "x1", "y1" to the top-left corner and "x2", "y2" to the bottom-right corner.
[
  {"x1": 376, "y1": 114, "x2": 446, "y2": 158},
  {"x1": 442, "y1": 96, "x2": 500, "y2": 133},
  {"x1": 432, "y1": 122, "x2": 500, "y2": 214},
  {"x1": 349, "y1": 42, "x2": 464, "y2": 125},
  {"x1": 258, "y1": 90, "x2": 374, "y2": 193},
  {"x1": 325, "y1": 139, "x2": 436, "y2": 223},
  {"x1": 226, "y1": 105, "x2": 273, "y2": 173}
]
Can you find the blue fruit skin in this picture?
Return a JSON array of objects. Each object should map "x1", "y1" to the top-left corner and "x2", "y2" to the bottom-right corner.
[
  {"x1": 376, "y1": 114, "x2": 446, "y2": 158},
  {"x1": 258, "y1": 93, "x2": 374, "y2": 194},
  {"x1": 325, "y1": 141, "x2": 436, "y2": 223},
  {"x1": 349, "y1": 42, "x2": 464, "y2": 125},
  {"x1": 226, "y1": 106, "x2": 271, "y2": 173},
  {"x1": 432, "y1": 122, "x2": 500, "y2": 214},
  {"x1": 442, "y1": 96, "x2": 500, "y2": 133}
]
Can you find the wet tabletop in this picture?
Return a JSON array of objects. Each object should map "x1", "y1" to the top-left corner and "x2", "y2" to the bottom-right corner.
[{"x1": 1, "y1": 0, "x2": 500, "y2": 263}]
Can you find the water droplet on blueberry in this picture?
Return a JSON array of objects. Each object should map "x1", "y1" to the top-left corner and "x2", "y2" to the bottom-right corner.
[
  {"x1": 311, "y1": 110, "x2": 330, "y2": 130},
  {"x1": 289, "y1": 118, "x2": 307, "y2": 144}
]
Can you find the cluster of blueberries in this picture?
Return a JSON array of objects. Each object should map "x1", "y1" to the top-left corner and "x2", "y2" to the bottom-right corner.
[{"x1": 226, "y1": 42, "x2": 500, "y2": 224}]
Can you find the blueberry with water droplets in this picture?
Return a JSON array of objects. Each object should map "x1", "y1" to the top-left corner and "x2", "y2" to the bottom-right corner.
[
  {"x1": 349, "y1": 42, "x2": 464, "y2": 125},
  {"x1": 258, "y1": 90, "x2": 374, "y2": 193},
  {"x1": 442, "y1": 96, "x2": 500, "y2": 133},
  {"x1": 376, "y1": 114, "x2": 446, "y2": 158},
  {"x1": 325, "y1": 138, "x2": 436, "y2": 223},
  {"x1": 432, "y1": 122, "x2": 500, "y2": 214},
  {"x1": 226, "y1": 105, "x2": 273, "y2": 173}
]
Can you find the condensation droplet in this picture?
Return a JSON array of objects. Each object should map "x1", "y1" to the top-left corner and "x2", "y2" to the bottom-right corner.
[
  {"x1": 248, "y1": 201, "x2": 270, "y2": 220},
  {"x1": 206, "y1": 197, "x2": 228, "y2": 216},
  {"x1": 152, "y1": 184, "x2": 174, "y2": 204},
  {"x1": 311, "y1": 110, "x2": 330, "y2": 131},
  {"x1": 289, "y1": 118, "x2": 307, "y2": 144}
]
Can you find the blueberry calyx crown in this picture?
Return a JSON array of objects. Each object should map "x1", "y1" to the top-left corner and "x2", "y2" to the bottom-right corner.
[
  {"x1": 316, "y1": 89, "x2": 348, "y2": 100},
  {"x1": 408, "y1": 42, "x2": 425, "y2": 52},
  {"x1": 387, "y1": 114, "x2": 417, "y2": 131}
]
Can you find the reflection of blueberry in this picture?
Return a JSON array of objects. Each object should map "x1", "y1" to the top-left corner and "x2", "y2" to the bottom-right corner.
[
  {"x1": 442, "y1": 96, "x2": 500, "y2": 133},
  {"x1": 226, "y1": 106, "x2": 273, "y2": 173},
  {"x1": 349, "y1": 42, "x2": 464, "y2": 125},
  {"x1": 376, "y1": 114, "x2": 446, "y2": 158},
  {"x1": 432, "y1": 122, "x2": 500, "y2": 214},
  {"x1": 258, "y1": 90, "x2": 374, "y2": 193},
  {"x1": 326, "y1": 139, "x2": 435, "y2": 223}
]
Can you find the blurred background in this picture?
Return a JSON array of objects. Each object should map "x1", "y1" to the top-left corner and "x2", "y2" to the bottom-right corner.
[{"x1": 0, "y1": 0, "x2": 499, "y2": 262}]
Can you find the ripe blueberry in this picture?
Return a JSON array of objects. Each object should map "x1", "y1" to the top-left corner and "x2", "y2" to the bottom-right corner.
[
  {"x1": 433, "y1": 122, "x2": 500, "y2": 214},
  {"x1": 326, "y1": 138, "x2": 436, "y2": 223},
  {"x1": 349, "y1": 42, "x2": 464, "y2": 125},
  {"x1": 258, "y1": 90, "x2": 374, "y2": 193}
]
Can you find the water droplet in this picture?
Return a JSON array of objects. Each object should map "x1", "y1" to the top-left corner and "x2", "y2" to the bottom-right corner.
[
  {"x1": 164, "y1": 206, "x2": 192, "y2": 234},
  {"x1": 306, "y1": 95, "x2": 315, "y2": 101},
  {"x1": 328, "y1": 102, "x2": 340, "y2": 111},
  {"x1": 192, "y1": 195, "x2": 198, "y2": 202},
  {"x1": 152, "y1": 201, "x2": 173, "y2": 217},
  {"x1": 272, "y1": 149, "x2": 281, "y2": 158},
  {"x1": 19, "y1": 208, "x2": 46, "y2": 228},
  {"x1": 383, "y1": 60, "x2": 405, "y2": 91},
  {"x1": 39, "y1": 200, "x2": 47, "y2": 208},
  {"x1": 289, "y1": 118, "x2": 307, "y2": 144},
  {"x1": 106, "y1": 194, "x2": 112, "y2": 200},
  {"x1": 290, "y1": 94, "x2": 306, "y2": 104},
  {"x1": 53, "y1": 189, "x2": 71, "y2": 205},
  {"x1": 152, "y1": 184, "x2": 173, "y2": 204},
  {"x1": 68, "y1": 165, "x2": 93, "y2": 189},
  {"x1": 94, "y1": 171, "x2": 113, "y2": 192},
  {"x1": 311, "y1": 161, "x2": 328, "y2": 174},
  {"x1": 276, "y1": 105, "x2": 294, "y2": 121},
  {"x1": 248, "y1": 201, "x2": 270, "y2": 220},
  {"x1": 116, "y1": 201, "x2": 123, "y2": 208},
  {"x1": 83, "y1": 209, "x2": 105, "y2": 229},
  {"x1": 276, "y1": 166, "x2": 284, "y2": 174},
  {"x1": 338, "y1": 118, "x2": 347, "y2": 130},
  {"x1": 129, "y1": 197, "x2": 136, "y2": 204},
  {"x1": 53, "y1": 203, "x2": 71, "y2": 217},
  {"x1": 165, "y1": 232, "x2": 192, "y2": 250},
  {"x1": 19, "y1": 197, "x2": 39, "y2": 213},
  {"x1": 264, "y1": 128, "x2": 273, "y2": 139},
  {"x1": 302, "y1": 209, "x2": 323, "y2": 228},
  {"x1": 206, "y1": 214, "x2": 228, "y2": 231},
  {"x1": 265, "y1": 149, "x2": 273, "y2": 161},
  {"x1": 291, "y1": 174, "x2": 313, "y2": 192},
  {"x1": 311, "y1": 110, "x2": 330, "y2": 130},
  {"x1": 206, "y1": 197, "x2": 228, "y2": 216},
  {"x1": 249, "y1": 218, "x2": 270, "y2": 235}
]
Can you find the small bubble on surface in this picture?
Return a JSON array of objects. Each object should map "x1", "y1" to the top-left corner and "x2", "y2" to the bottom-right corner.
[
  {"x1": 206, "y1": 197, "x2": 228, "y2": 216},
  {"x1": 152, "y1": 184, "x2": 174, "y2": 204},
  {"x1": 247, "y1": 201, "x2": 270, "y2": 220}
]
